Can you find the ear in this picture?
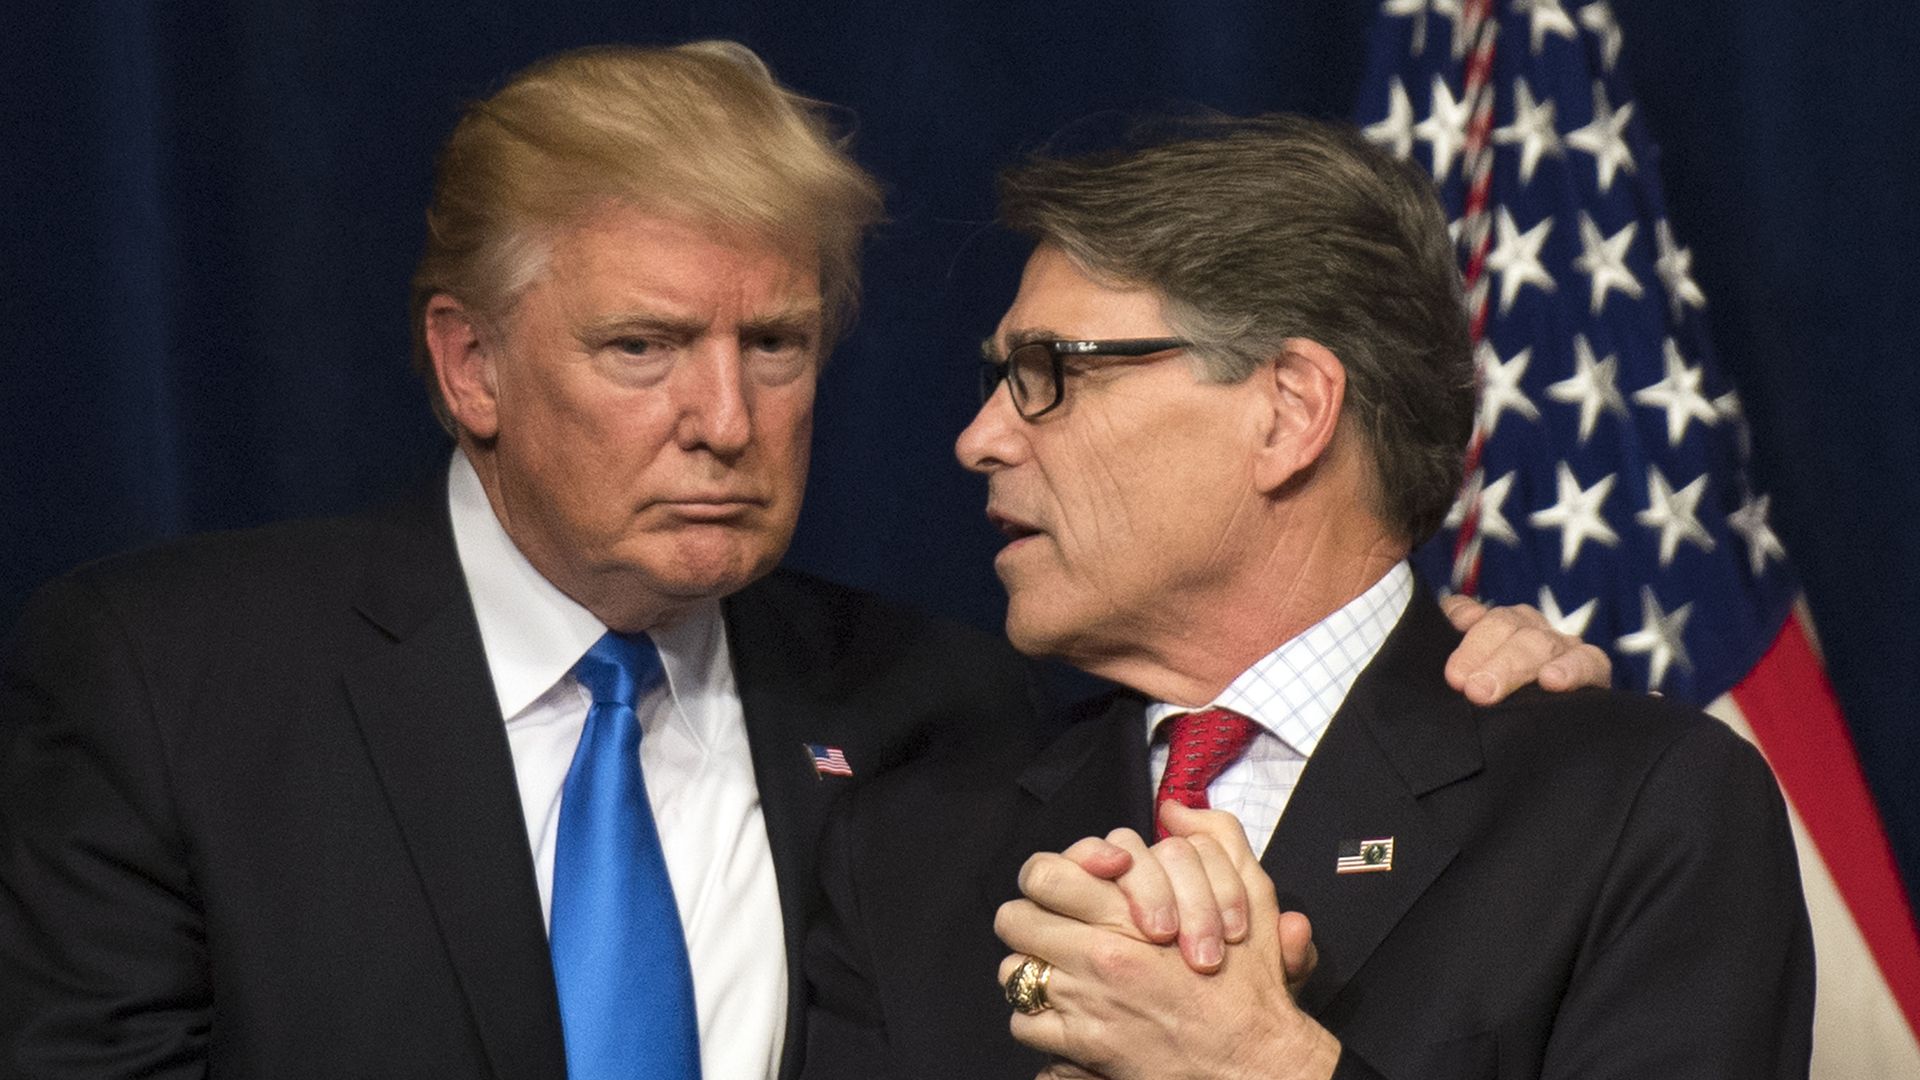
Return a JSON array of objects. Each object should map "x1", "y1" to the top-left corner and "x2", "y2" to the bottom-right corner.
[
  {"x1": 423, "y1": 294, "x2": 501, "y2": 441},
  {"x1": 1251, "y1": 337, "x2": 1346, "y2": 495}
]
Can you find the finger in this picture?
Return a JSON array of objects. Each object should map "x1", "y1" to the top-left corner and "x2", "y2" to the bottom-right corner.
[
  {"x1": 1277, "y1": 910, "x2": 1318, "y2": 992},
  {"x1": 1469, "y1": 621, "x2": 1586, "y2": 704},
  {"x1": 1438, "y1": 592, "x2": 1489, "y2": 630},
  {"x1": 999, "y1": 946, "x2": 1090, "y2": 1060},
  {"x1": 995, "y1": 899, "x2": 1134, "y2": 982},
  {"x1": 1157, "y1": 802, "x2": 1259, "y2": 870},
  {"x1": 1156, "y1": 803, "x2": 1253, "y2": 942},
  {"x1": 1150, "y1": 837, "x2": 1226, "y2": 971},
  {"x1": 1540, "y1": 641, "x2": 1611, "y2": 691},
  {"x1": 1017, "y1": 852, "x2": 1133, "y2": 934},
  {"x1": 1103, "y1": 827, "x2": 1177, "y2": 942},
  {"x1": 1002, "y1": 929, "x2": 1148, "y2": 1063},
  {"x1": 1451, "y1": 604, "x2": 1594, "y2": 704},
  {"x1": 1188, "y1": 833, "x2": 1250, "y2": 942},
  {"x1": 1058, "y1": 835, "x2": 1133, "y2": 880},
  {"x1": 1007, "y1": 985, "x2": 1071, "y2": 1061},
  {"x1": 1443, "y1": 602, "x2": 1529, "y2": 697}
]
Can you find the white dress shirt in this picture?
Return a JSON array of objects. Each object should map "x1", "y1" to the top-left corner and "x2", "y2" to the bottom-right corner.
[
  {"x1": 1146, "y1": 562, "x2": 1414, "y2": 856},
  {"x1": 447, "y1": 452, "x2": 786, "y2": 1080}
]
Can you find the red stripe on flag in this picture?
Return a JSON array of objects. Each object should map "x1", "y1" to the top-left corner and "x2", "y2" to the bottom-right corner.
[{"x1": 1733, "y1": 614, "x2": 1920, "y2": 1036}]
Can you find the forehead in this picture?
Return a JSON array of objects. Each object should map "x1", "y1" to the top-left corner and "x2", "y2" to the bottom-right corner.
[
  {"x1": 537, "y1": 203, "x2": 824, "y2": 319},
  {"x1": 995, "y1": 245, "x2": 1172, "y2": 346}
]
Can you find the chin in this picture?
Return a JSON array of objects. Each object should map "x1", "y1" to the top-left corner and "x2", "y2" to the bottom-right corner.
[
  {"x1": 658, "y1": 531, "x2": 785, "y2": 596},
  {"x1": 1001, "y1": 598, "x2": 1068, "y2": 660}
]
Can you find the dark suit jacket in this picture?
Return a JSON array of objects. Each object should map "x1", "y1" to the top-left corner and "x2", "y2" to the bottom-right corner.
[
  {"x1": 802, "y1": 595, "x2": 1814, "y2": 1080},
  {"x1": 0, "y1": 480, "x2": 1040, "y2": 1080}
]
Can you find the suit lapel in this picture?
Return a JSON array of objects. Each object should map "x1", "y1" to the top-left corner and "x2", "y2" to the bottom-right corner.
[
  {"x1": 983, "y1": 695, "x2": 1155, "y2": 911},
  {"x1": 343, "y1": 487, "x2": 567, "y2": 1080},
  {"x1": 1262, "y1": 595, "x2": 1483, "y2": 1016},
  {"x1": 723, "y1": 576, "x2": 864, "y2": 1080}
]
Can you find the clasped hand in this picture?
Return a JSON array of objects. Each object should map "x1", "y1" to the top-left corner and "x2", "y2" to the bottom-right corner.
[{"x1": 994, "y1": 803, "x2": 1340, "y2": 1080}]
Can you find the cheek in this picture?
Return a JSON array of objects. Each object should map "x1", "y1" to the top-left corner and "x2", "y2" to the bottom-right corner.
[
  {"x1": 1056, "y1": 416, "x2": 1156, "y2": 524},
  {"x1": 759, "y1": 387, "x2": 816, "y2": 491}
]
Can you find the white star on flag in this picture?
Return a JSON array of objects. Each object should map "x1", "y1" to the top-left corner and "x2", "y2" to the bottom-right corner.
[
  {"x1": 1546, "y1": 333, "x2": 1628, "y2": 442},
  {"x1": 1615, "y1": 586, "x2": 1694, "y2": 689},
  {"x1": 1577, "y1": 1, "x2": 1624, "y2": 71},
  {"x1": 1380, "y1": 0, "x2": 1467, "y2": 59},
  {"x1": 1654, "y1": 219, "x2": 1707, "y2": 317},
  {"x1": 1491, "y1": 78, "x2": 1564, "y2": 185},
  {"x1": 1529, "y1": 462, "x2": 1620, "y2": 569},
  {"x1": 1476, "y1": 471, "x2": 1521, "y2": 544},
  {"x1": 1566, "y1": 80, "x2": 1636, "y2": 192},
  {"x1": 1381, "y1": 0, "x2": 1429, "y2": 37},
  {"x1": 1486, "y1": 208, "x2": 1556, "y2": 312},
  {"x1": 1713, "y1": 390, "x2": 1753, "y2": 457},
  {"x1": 1364, "y1": 76, "x2": 1417, "y2": 160},
  {"x1": 1633, "y1": 339, "x2": 1720, "y2": 446},
  {"x1": 1431, "y1": 0, "x2": 1469, "y2": 59},
  {"x1": 1477, "y1": 341, "x2": 1540, "y2": 435},
  {"x1": 1728, "y1": 490, "x2": 1789, "y2": 576},
  {"x1": 1415, "y1": 74, "x2": 1472, "y2": 180},
  {"x1": 1636, "y1": 466, "x2": 1717, "y2": 567},
  {"x1": 1511, "y1": 0, "x2": 1578, "y2": 54},
  {"x1": 1444, "y1": 474, "x2": 1475, "y2": 529},
  {"x1": 1537, "y1": 585, "x2": 1597, "y2": 638},
  {"x1": 1572, "y1": 212, "x2": 1643, "y2": 314}
]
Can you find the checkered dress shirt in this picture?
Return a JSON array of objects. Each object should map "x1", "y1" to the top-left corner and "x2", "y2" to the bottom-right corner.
[{"x1": 1146, "y1": 562, "x2": 1414, "y2": 857}]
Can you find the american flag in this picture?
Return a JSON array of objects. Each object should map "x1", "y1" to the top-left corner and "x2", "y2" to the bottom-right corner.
[
  {"x1": 804, "y1": 742, "x2": 853, "y2": 778},
  {"x1": 1336, "y1": 837, "x2": 1396, "y2": 875},
  {"x1": 1352, "y1": 2, "x2": 1920, "y2": 1072}
]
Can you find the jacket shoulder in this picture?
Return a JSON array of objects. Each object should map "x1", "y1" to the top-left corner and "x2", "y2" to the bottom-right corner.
[
  {"x1": 730, "y1": 568, "x2": 1034, "y2": 698},
  {"x1": 1480, "y1": 683, "x2": 1768, "y2": 780}
]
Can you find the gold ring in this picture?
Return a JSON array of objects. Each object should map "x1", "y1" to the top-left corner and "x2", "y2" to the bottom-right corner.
[{"x1": 1003, "y1": 955, "x2": 1054, "y2": 1014}]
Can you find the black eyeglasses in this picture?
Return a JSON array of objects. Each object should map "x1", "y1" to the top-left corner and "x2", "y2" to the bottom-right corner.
[{"x1": 978, "y1": 338, "x2": 1191, "y2": 419}]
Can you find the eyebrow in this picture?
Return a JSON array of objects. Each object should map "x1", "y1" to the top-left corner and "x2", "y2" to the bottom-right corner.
[
  {"x1": 576, "y1": 313, "x2": 702, "y2": 343},
  {"x1": 575, "y1": 302, "x2": 825, "y2": 345},
  {"x1": 739, "y1": 306, "x2": 824, "y2": 339},
  {"x1": 982, "y1": 327, "x2": 1066, "y2": 361}
]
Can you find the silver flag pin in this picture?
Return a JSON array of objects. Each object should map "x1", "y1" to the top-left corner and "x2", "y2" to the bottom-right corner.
[{"x1": 1336, "y1": 837, "x2": 1395, "y2": 874}]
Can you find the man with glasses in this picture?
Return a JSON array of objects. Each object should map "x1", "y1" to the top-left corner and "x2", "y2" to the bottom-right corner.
[{"x1": 802, "y1": 114, "x2": 1812, "y2": 1080}]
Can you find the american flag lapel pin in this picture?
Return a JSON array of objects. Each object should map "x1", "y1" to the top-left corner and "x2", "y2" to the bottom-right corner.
[
  {"x1": 804, "y1": 742, "x2": 853, "y2": 778},
  {"x1": 1336, "y1": 837, "x2": 1395, "y2": 874}
]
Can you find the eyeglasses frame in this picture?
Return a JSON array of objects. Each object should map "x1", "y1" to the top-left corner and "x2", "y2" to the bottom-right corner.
[{"x1": 978, "y1": 337, "x2": 1193, "y2": 419}]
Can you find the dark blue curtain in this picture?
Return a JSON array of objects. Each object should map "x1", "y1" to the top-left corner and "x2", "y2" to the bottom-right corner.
[{"x1": 6, "y1": 1, "x2": 1917, "y2": 895}]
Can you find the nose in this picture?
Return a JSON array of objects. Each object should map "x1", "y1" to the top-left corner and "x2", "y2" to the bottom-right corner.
[
  {"x1": 674, "y1": 342, "x2": 753, "y2": 457},
  {"x1": 954, "y1": 381, "x2": 1026, "y2": 475}
]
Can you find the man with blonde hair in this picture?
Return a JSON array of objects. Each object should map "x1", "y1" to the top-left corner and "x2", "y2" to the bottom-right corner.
[{"x1": 1, "y1": 45, "x2": 1603, "y2": 1080}]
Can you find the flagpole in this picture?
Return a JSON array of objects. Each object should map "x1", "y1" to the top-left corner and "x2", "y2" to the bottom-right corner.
[{"x1": 1450, "y1": 0, "x2": 1500, "y2": 597}]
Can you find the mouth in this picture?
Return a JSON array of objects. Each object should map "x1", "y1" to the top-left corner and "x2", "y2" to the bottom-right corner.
[
  {"x1": 657, "y1": 497, "x2": 764, "y2": 523},
  {"x1": 986, "y1": 509, "x2": 1044, "y2": 546}
]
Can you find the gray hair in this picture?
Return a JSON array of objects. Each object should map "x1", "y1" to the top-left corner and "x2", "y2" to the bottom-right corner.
[{"x1": 997, "y1": 113, "x2": 1474, "y2": 543}]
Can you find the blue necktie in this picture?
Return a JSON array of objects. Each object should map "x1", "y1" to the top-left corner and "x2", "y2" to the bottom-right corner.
[{"x1": 551, "y1": 632, "x2": 701, "y2": 1079}]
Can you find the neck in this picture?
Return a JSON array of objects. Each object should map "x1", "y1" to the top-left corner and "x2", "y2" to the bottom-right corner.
[{"x1": 1076, "y1": 508, "x2": 1406, "y2": 707}]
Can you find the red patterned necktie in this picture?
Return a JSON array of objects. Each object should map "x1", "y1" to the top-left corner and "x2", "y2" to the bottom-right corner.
[{"x1": 1154, "y1": 707, "x2": 1260, "y2": 840}]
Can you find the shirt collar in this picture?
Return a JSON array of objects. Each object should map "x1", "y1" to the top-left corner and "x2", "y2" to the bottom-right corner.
[
  {"x1": 448, "y1": 452, "x2": 732, "y2": 737},
  {"x1": 1144, "y1": 561, "x2": 1414, "y2": 759},
  {"x1": 448, "y1": 450, "x2": 607, "y2": 721}
]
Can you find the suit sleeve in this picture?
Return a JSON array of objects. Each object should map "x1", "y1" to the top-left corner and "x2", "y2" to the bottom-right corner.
[
  {"x1": 1541, "y1": 716, "x2": 1815, "y2": 1078},
  {"x1": 0, "y1": 576, "x2": 212, "y2": 1079},
  {"x1": 799, "y1": 794, "x2": 898, "y2": 1080}
]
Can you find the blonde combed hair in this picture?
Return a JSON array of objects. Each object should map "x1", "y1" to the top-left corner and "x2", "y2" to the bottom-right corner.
[{"x1": 410, "y1": 41, "x2": 885, "y2": 431}]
